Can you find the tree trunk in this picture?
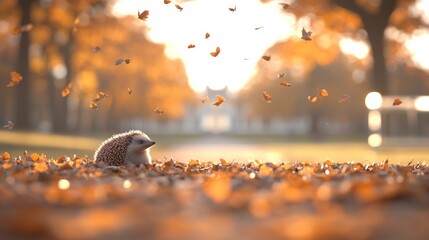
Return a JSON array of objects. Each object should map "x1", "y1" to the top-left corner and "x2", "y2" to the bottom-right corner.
[
  {"x1": 365, "y1": 24, "x2": 389, "y2": 94},
  {"x1": 14, "y1": 0, "x2": 34, "y2": 130}
]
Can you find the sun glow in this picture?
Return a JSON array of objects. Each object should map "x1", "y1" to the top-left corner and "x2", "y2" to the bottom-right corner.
[{"x1": 112, "y1": 0, "x2": 296, "y2": 93}]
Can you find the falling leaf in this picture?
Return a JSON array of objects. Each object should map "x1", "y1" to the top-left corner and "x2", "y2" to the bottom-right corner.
[
  {"x1": 278, "y1": 73, "x2": 286, "y2": 78},
  {"x1": 262, "y1": 55, "x2": 271, "y2": 61},
  {"x1": 201, "y1": 96, "x2": 209, "y2": 104},
  {"x1": 205, "y1": 32, "x2": 210, "y2": 39},
  {"x1": 164, "y1": 0, "x2": 171, "y2": 4},
  {"x1": 393, "y1": 98, "x2": 403, "y2": 106},
  {"x1": 11, "y1": 23, "x2": 33, "y2": 35},
  {"x1": 262, "y1": 91, "x2": 272, "y2": 103},
  {"x1": 127, "y1": 88, "x2": 132, "y2": 95},
  {"x1": 91, "y1": 46, "x2": 101, "y2": 53},
  {"x1": 188, "y1": 44, "x2": 196, "y2": 49},
  {"x1": 1, "y1": 152, "x2": 10, "y2": 161},
  {"x1": 93, "y1": 92, "x2": 108, "y2": 102},
  {"x1": 138, "y1": 10, "x2": 149, "y2": 20},
  {"x1": 154, "y1": 108, "x2": 164, "y2": 114},
  {"x1": 308, "y1": 96, "x2": 318, "y2": 102},
  {"x1": 280, "y1": 82, "x2": 291, "y2": 87},
  {"x1": 3, "y1": 121, "x2": 14, "y2": 130},
  {"x1": 319, "y1": 89, "x2": 329, "y2": 97},
  {"x1": 212, "y1": 95, "x2": 225, "y2": 106},
  {"x1": 89, "y1": 101, "x2": 98, "y2": 110},
  {"x1": 279, "y1": 3, "x2": 290, "y2": 9},
  {"x1": 175, "y1": 4, "x2": 183, "y2": 11},
  {"x1": 210, "y1": 47, "x2": 220, "y2": 57},
  {"x1": 255, "y1": 26, "x2": 264, "y2": 30},
  {"x1": 7, "y1": 71, "x2": 23, "y2": 87},
  {"x1": 229, "y1": 6, "x2": 236, "y2": 12},
  {"x1": 124, "y1": 58, "x2": 131, "y2": 64},
  {"x1": 338, "y1": 94, "x2": 350, "y2": 103},
  {"x1": 115, "y1": 59, "x2": 124, "y2": 65},
  {"x1": 61, "y1": 83, "x2": 72, "y2": 97},
  {"x1": 301, "y1": 27, "x2": 312, "y2": 41},
  {"x1": 73, "y1": 17, "x2": 80, "y2": 32}
]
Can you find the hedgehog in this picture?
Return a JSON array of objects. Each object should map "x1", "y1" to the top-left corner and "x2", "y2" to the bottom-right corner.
[{"x1": 94, "y1": 130, "x2": 155, "y2": 166}]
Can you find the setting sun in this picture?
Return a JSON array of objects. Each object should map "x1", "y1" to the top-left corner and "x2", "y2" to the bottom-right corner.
[{"x1": 112, "y1": 0, "x2": 296, "y2": 93}]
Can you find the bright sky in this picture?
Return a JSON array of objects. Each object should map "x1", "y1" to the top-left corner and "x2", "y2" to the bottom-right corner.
[
  {"x1": 112, "y1": 0, "x2": 296, "y2": 93},
  {"x1": 112, "y1": 0, "x2": 429, "y2": 93}
]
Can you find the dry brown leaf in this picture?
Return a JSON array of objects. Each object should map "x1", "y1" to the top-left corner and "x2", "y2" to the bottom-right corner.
[
  {"x1": 138, "y1": 10, "x2": 149, "y2": 20},
  {"x1": 338, "y1": 94, "x2": 350, "y2": 103},
  {"x1": 212, "y1": 95, "x2": 225, "y2": 106},
  {"x1": 33, "y1": 161, "x2": 48, "y2": 173},
  {"x1": 308, "y1": 96, "x2": 318, "y2": 102},
  {"x1": 3, "y1": 121, "x2": 14, "y2": 130},
  {"x1": 205, "y1": 32, "x2": 210, "y2": 39},
  {"x1": 61, "y1": 83, "x2": 72, "y2": 97},
  {"x1": 210, "y1": 47, "x2": 221, "y2": 57},
  {"x1": 127, "y1": 88, "x2": 132, "y2": 95},
  {"x1": 201, "y1": 96, "x2": 209, "y2": 104},
  {"x1": 262, "y1": 91, "x2": 272, "y2": 103},
  {"x1": 301, "y1": 27, "x2": 312, "y2": 41},
  {"x1": 279, "y1": 3, "x2": 290, "y2": 9},
  {"x1": 175, "y1": 4, "x2": 183, "y2": 11},
  {"x1": 319, "y1": 89, "x2": 329, "y2": 97},
  {"x1": 92, "y1": 92, "x2": 108, "y2": 102},
  {"x1": 124, "y1": 58, "x2": 131, "y2": 64},
  {"x1": 154, "y1": 108, "x2": 164, "y2": 114},
  {"x1": 255, "y1": 26, "x2": 264, "y2": 30},
  {"x1": 188, "y1": 44, "x2": 196, "y2": 49},
  {"x1": 2, "y1": 162, "x2": 13, "y2": 170},
  {"x1": 89, "y1": 101, "x2": 98, "y2": 110},
  {"x1": 280, "y1": 82, "x2": 291, "y2": 87},
  {"x1": 278, "y1": 72, "x2": 286, "y2": 78},
  {"x1": 164, "y1": 0, "x2": 171, "y2": 4},
  {"x1": 262, "y1": 55, "x2": 271, "y2": 61},
  {"x1": 229, "y1": 6, "x2": 236, "y2": 12},
  {"x1": 91, "y1": 46, "x2": 101, "y2": 53},
  {"x1": 393, "y1": 98, "x2": 403, "y2": 106},
  {"x1": 7, "y1": 71, "x2": 23, "y2": 87}
]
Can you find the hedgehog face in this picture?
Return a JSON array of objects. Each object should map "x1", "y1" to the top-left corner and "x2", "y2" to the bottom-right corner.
[{"x1": 127, "y1": 133, "x2": 155, "y2": 153}]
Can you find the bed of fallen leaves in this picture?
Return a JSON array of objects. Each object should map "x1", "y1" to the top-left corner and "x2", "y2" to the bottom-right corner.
[{"x1": 1, "y1": 152, "x2": 429, "y2": 240}]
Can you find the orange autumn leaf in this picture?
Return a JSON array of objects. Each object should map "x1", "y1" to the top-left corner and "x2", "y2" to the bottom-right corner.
[
  {"x1": 2, "y1": 152, "x2": 10, "y2": 161},
  {"x1": 3, "y1": 121, "x2": 14, "y2": 130},
  {"x1": 164, "y1": 0, "x2": 171, "y2": 4},
  {"x1": 2, "y1": 162, "x2": 13, "y2": 170},
  {"x1": 203, "y1": 175, "x2": 231, "y2": 203},
  {"x1": 212, "y1": 95, "x2": 225, "y2": 106},
  {"x1": 338, "y1": 94, "x2": 350, "y2": 103},
  {"x1": 308, "y1": 96, "x2": 318, "y2": 102},
  {"x1": 301, "y1": 27, "x2": 312, "y2": 41},
  {"x1": 262, "y1": 91, "x2": 272, "y2": 103},
  {"x1": 210, "y1": 47, "x2": 221, "y2": 57},
  {"x1": 92, "y1": 92, "x2": 108, "y2": 102},
  {"x1": 201, "y1": 96, "x2": 209, "y2": 104},
  {"x1": 175, "y1": 4, "x2": 183, "y2": 11},
  {"x1": 138, "y1": 10, "x2": 149, "y2": 20},
  {"x1": 33, "y1": 161, "x2": 48, "y2": 173},
  {"x1": 188, "y1": 44, "x2": 196, "y2": 49},
  {"x1": 319, "y1": 89, "x2": 329, "y2": 97},
  {"x1": 127, "y1": 88, "x2": 132, "y2": 95},
  {"x1": 7, "y1": 71, "x2": 23, "y2": 87},
  {"x1": 154, "y1": 108, "x2": 164, "y2": 114},
  {"x1": 61, "y1": 83, "x2": 72, "y2": 97},
  {"x1": 89, "y1": 101, "x2": 98, "y2": 110},
  {"x1": 280, "y1": 82, "x2": 291, "y2": 87},
  {"x1": 393, "y1": 98, "x2": 403, "y2": 106},
  {"x1": 31, "y1": 153, "x2": 40, "y2": 161},
  {"x1": 205, "y1": 32, "x2": 210, "y2": 39},
  {"x1": 262, "y1": 55, "x2": 271, "y2": 61}
]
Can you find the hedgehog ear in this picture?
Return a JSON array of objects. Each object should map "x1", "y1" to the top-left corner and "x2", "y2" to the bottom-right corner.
[{"x1": 126, "y1": 136, "x2": 133, "y2": 145}]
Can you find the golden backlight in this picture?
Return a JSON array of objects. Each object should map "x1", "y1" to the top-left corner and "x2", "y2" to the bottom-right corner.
[{"x1": 112, "y1": 0, "x2": 296, "y2": 93}]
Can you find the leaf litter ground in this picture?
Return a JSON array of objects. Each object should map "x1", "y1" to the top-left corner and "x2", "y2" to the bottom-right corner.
[{"x1": 1, "y1": 152, "x2": 429, "y2": 240}]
